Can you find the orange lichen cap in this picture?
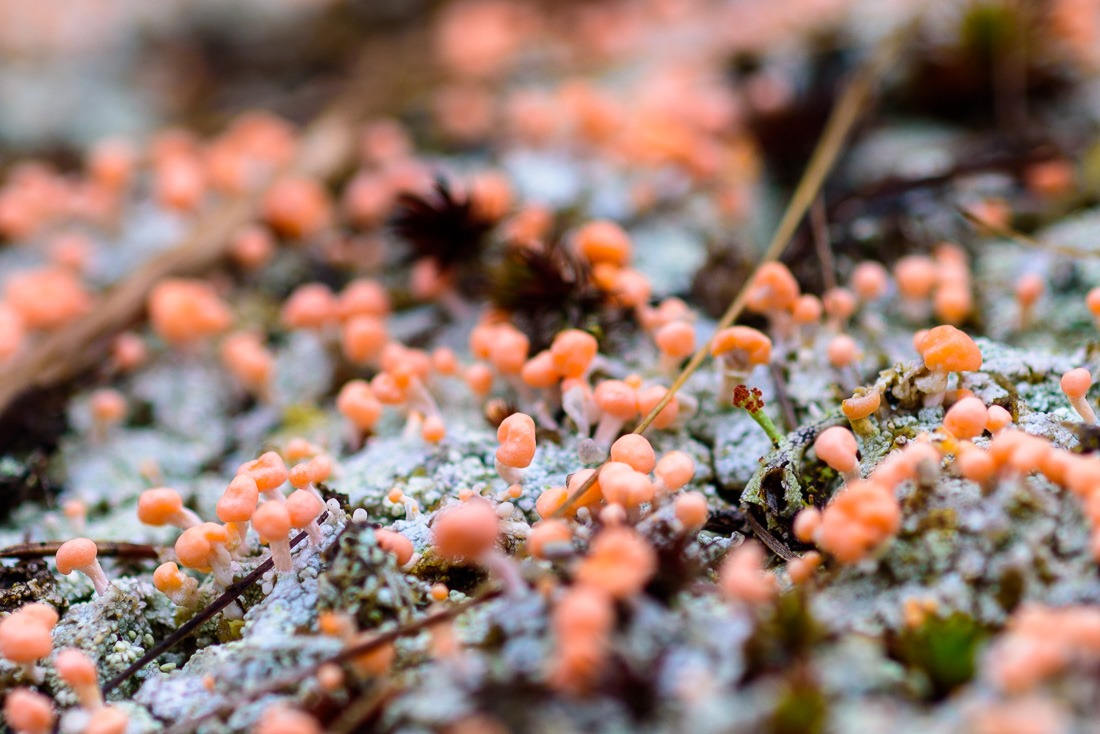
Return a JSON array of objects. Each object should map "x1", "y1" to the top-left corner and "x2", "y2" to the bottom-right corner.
[
  {"x1": 0, "y1": 614, "x2": 53, "y2": 663},
  {"x1": 575, "y1": 220, "x2": 632, "y2": 267},
  {"x1": 238, "y1": 451, "x2": 288, "y2": 493},
  {"x1": 943, "y1": 397, "x2": 989, "y2": 440},
  {"x1": 16, "y1": 604, "x2": 58, "y2": 630},
  {"x1": 252, "y1": 502, "x2": 292, "y2": 544},
  {"x1": 594, "y1": 380, "x2": 638, "y2": 420},
  {"x1": 575, "y1": 527, "x2": 656, "y2": 599},
  {"x1": 1061, "y1": 368, "x2": 1092, "y2": 399},
  {"x1": 610, "y1": 434, "x2": 656, "y2": 473},
  {"x1": 342, "y1": 315, "x2": 388, "y2": 364},
  {"x1": 710, "y1": 326, "x2": 772, "y2": 363},
  {"x1": 7, "y1": 268, "x2": 92, "y2": 331},
  {"x1": 3, "y1": 688, "x2": 55, "y2": 734},
  {"x1": 894, "y1": 255, "x2": 937, "y2": 299},
  {"x1": 137, "y1": 487, "x2": 187, "y2": 526},
  {"x1": 496, "y1": 412, "x2": 537, "y2": 468},
  {"x1": 655, "y1": 321, "x2": 695, "y2": 359},
  {"x1": 851, "y1": 261, "x2": 888, "y2": 301},
  {"x1": 719, "y1": 541, "x2": 776, "y2": 605},
  {"x1": 521, "y1": 351, "x2": 560, "y2": 389},
  {"x1": 550, "y1": 329, "x2": 598, "y2": 379},
  {"x1": 255, "y1": 706, "x2": 323, "y2": 734},
  {"x1": 841, "y1": 390, "x2": 880, "y2": 421},
  {"x1": 55, "y1": 648, "x2": 98, "y2": 687},
  {"x1": 814, "y1": 426, "x2": 859, "y2": 474},
  {"x1": 637, "y1": 385, "x2": 679, "y2": 430},
  {"x1": 337, "y1": 379, "x2": 383, "y2": 431},
  {"x1": 488, "y1": 325, "x2": 530, "y2": 375},
  {"x1": 917, "y1": 325, "x2": 982, "y2": 372},
  {"x1": 153, "y1": 562, "x2": 188, "y2": 594},
  {"x1": 526, "y1": 519, "x2": 572, "y2": 559},
  {"x1": 174, "y1": 523, "x2": 229, "y2": 572},
  {"x1": 55, "y1": 538, "x2": 97, "y2": 576},
  {"x1": 745, "y1": 262, "x2": 799, "y2": 313},
  {"x1": 655, "y1": 451, "x2": 694, "y2": 492},
  {"x1": 674, "y1": 491, "x2": 709, "y2": 529},
  {"x1": 281, "y1": 283, "x2": 338, "y2": 330},
  {"x1": 217, "y1": 475, "x2": 259, "y2": 523},
  {"x1": 262, "y1": 175, "x2": 331, "y2": 239},
  {"x1": 432, "y1": 499, "x2": 500, "y2": 561},
  {"x1": 376, "y1": 529, "x2": 415, "y2": 566},
  {"x1": 148, "y1": 278, "x2": 232, "y2": 344},
  {"x1": 286, "y1": 489, "x2": 323, "y2": 528}
]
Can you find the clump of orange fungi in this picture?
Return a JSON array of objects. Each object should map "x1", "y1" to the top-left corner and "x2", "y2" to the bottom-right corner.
[
  {"x1": 56, "y1": 538, "x2": 110, "y2": 595},
  {"x1": 1060, "y1": 368, "x2": 1096, "y2": 423},
  {"x1": 710, "y1": 326, "x2": 772, "y2": 404},
  {"x1": 0, "y1": 603, "x2": 58, "y2": 682},
  {"x1": 814, "y1": 479, "x2": 901, "y2": 563},
  {"x1": 915, "y1": 325, "x2": 982, "y2": 405},
  {"x1": 985, "y1": 604, "x2": 1100, "y2": 693},
  {"x1": 147, "y1": 278, "x2": 233, "y2": 347},
  {"x1": 6, "y1": 267, "x2": 92, "y2": 331}
]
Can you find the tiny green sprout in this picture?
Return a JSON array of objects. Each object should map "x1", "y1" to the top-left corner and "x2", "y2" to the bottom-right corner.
[{"x1": 733, "y1": 384, "x2": 783, "y2": 447}]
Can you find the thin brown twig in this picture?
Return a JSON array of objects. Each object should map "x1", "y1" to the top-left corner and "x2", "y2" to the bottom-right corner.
[
  {"x1": 103, "y1": 513, "x2": 327, "y2": 694},
  {"x1": 553, "y1": 20, "x2": 910, "y2": 519},
  {"x1": 958, "y1": 206, "x2": 1100, "y2": 258},
  {"x1": 0, "y1": 540, "x2": 164, "y2": 560},
  {"x1": 327, "y1": 684, "x2": 399, "y2": 734},
  {"x1": 165, "y1": 587, "x2": 503, "y2": 734},
  {"x1": 811, "y1": 196, "x2": 838, "y2": 292},
  {"x1": 745, "y1": 512, "x2": 797, "y2": 561},
  {"x1": 768, "y1": 363, "x2": 798, "y2": 433}
]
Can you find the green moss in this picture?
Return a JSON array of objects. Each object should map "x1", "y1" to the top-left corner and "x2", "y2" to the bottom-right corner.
[
  {"x1": 888, "y1": 612, "x2": 989, "y2": 700},
  {"x1": 768, "y1": 672, "x2": 828, "y2": 734}
]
